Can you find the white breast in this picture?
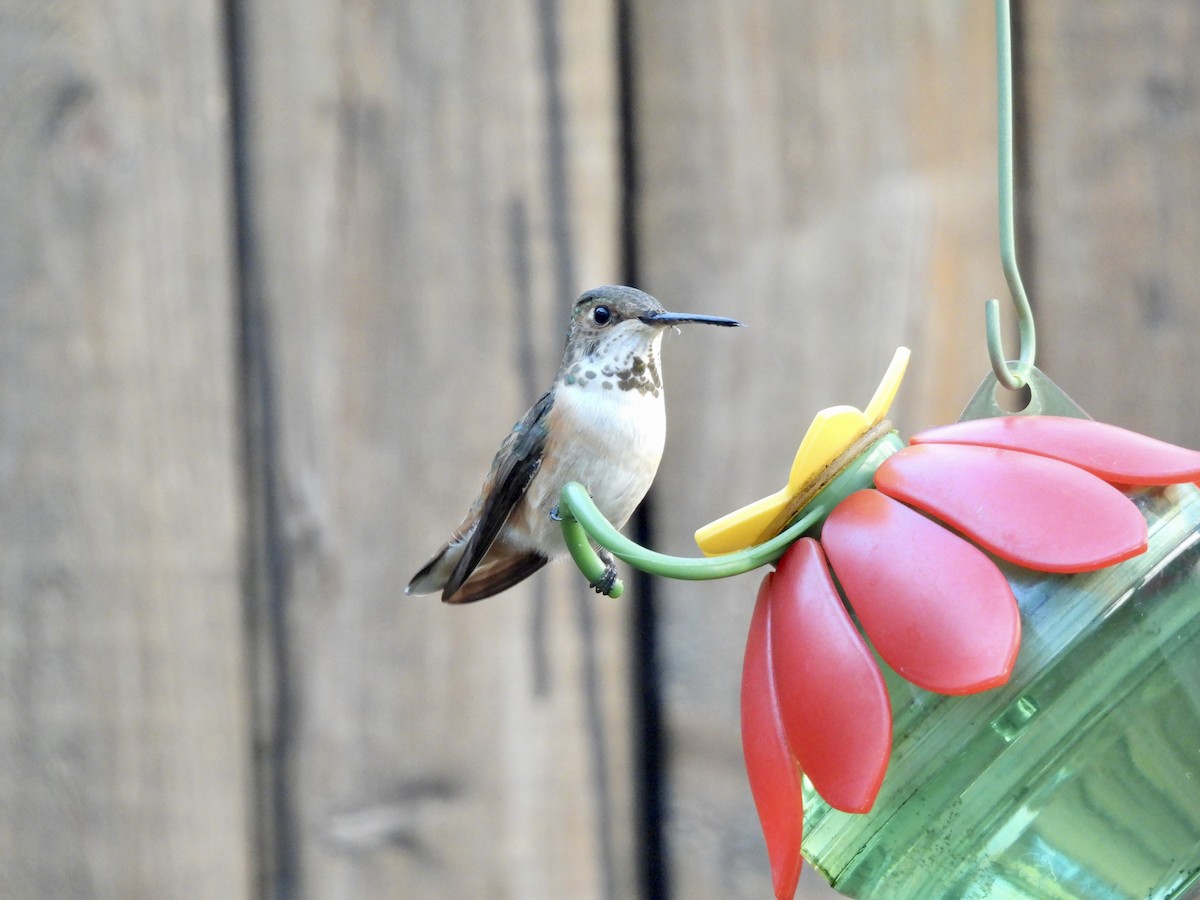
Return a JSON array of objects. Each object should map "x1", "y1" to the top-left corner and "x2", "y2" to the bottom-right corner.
[{"x1": 520, "y1": 380, "x2": 666, "y2": 555}]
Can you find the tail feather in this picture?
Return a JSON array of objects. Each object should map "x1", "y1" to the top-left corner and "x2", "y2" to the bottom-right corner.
[
  {"x1": 407, "y1": 539, "x2": 549, "y2": 604},
  {"x1": 406, "y1": 540, "x2": 464, "y2": 596},
  {"x1": 442, "y1": 552, "x2": 549, "y2": 604}
]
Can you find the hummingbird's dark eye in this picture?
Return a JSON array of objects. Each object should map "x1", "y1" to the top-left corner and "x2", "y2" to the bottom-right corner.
[{"x1": 592, "y1": 305, "x2": 612, "y2": 325}]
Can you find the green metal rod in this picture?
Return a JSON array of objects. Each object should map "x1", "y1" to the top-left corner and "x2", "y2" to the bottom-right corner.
[
  {"x1": 987, "y1": 0, "x2": 1037, "y2": 391},
  {"x1": 560, "y1": 505, "x2": 627, "y2": 598},
  {"x1": 557, "y1": 434, "x2": 904, "y2": 594}
]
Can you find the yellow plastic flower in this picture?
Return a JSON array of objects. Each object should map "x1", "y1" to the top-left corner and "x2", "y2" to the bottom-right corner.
[{"x1": 695, "y1": 348, "x2": 911, "y2": 555}]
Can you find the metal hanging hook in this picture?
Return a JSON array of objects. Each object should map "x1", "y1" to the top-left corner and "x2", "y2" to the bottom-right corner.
[{"x1": 987, "y1": 0, "x2": 1037, "y2": 390}]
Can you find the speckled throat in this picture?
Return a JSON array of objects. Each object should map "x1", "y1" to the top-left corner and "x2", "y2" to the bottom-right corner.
[{"x1": 558, "y1": 330, "x2": 664, "y2": 397}]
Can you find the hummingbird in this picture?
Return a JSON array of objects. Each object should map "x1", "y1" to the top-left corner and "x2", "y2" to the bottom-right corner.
[{"x1": 406, "y1": 285, "x2": 742, "y2": 604}]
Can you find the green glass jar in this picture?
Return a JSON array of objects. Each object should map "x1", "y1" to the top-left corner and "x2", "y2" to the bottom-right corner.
[{"x1": 801, "y1": 482, "x2": 1200, "y2": 898}]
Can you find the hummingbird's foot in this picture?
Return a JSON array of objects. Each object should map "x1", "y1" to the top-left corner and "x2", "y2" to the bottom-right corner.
[
  {"x1": 590, "y1": 567, "x2": 618, "y2": 595},
  {"x1": 590, "y1": 548, "x2": 619, "y2": 596},
  {"x1": 549, "y1": 504, "x2": 562, "y2": 522}
]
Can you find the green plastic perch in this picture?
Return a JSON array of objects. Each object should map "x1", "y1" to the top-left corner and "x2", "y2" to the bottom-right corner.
[{"x1": 556, "y1": 432, "x2": 905, "y2": 598}]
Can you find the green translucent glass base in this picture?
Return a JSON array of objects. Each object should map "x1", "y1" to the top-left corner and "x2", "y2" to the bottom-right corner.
[{"x1": 802, "y1": 484, "x2": 1200, "y2": 899}]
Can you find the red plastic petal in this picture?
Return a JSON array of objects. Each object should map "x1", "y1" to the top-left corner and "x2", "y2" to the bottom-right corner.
[
  {"x1": 876, "y1": 443, "x2": 1148, "y2": 573},
  {"x1": 912, "y1": 415, "x2": 1200, "y2": 485},
  {"x1": 822, "y1": 490, "x2": 1020, "y2": 695},
  {"x1": 742, "y1": 575, "x2": 804, "y2": 900},
  {"x1": 769, "y1": 539, "x2": 892, "y2": 814}
]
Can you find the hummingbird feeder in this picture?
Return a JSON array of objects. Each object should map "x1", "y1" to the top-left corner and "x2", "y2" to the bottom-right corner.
[{"x1": 556, "y1": 2, "x2": 1200, "y2": 897}]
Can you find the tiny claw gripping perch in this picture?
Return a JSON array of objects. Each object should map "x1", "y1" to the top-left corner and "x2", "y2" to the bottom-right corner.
[{"x1": 590, "y1": 548, "x2": 619, "y2": 594}]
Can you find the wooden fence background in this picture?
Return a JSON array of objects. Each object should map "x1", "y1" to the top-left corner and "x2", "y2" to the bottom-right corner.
[{"x1": 3, "y1": 2, "x2": 1199, "y2": 898}]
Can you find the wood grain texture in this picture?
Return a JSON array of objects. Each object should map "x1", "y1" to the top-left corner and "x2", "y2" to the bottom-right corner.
[
  {"x1": 236, "y1": 0, "x2": 634, "y2": 896},
  {"x1": 0, "y1": 3, "x2": 251, "y2": 898},
  {"x1": 7, "y1": 2, "x2": 1199, "y2": 897},
  {"x1": 1022, "y1": 2, "x2": 1200, "y2": 445},
  {"x1": 630, "y1": 4, "x2": 1004, "y2": 897}
]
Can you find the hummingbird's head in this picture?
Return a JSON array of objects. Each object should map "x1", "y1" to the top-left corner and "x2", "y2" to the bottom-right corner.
[
  {"x1": 566, "y1": 285, "x2": 740, "y2": 348},
  {"x1": 559, "y1": 286, "x2": 741, "y2": 391}
]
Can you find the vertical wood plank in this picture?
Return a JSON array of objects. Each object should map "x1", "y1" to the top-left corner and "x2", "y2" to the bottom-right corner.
[
  {"x1": 1022, "y1": 3, "x2": 1200, "y2": 445},
  {"x1": 236, "y1": 0, "x2": 635, "y2": 896},
  {"x1": 630, "y1": 3, "x2": 1003, "y2": 896},
  {"x1": 0, "y1": 3, "x2": 251, "y2": 899}
]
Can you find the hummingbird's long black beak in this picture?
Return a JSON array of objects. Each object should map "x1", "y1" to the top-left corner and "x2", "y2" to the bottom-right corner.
[{"x1": 640, "y1": 310, "x2": 743, "y2": 327}]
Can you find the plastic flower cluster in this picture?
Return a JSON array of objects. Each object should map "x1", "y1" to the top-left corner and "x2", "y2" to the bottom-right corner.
[{"x1": 694, "y1": 350, "x2": 1200, "y2": 900}]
